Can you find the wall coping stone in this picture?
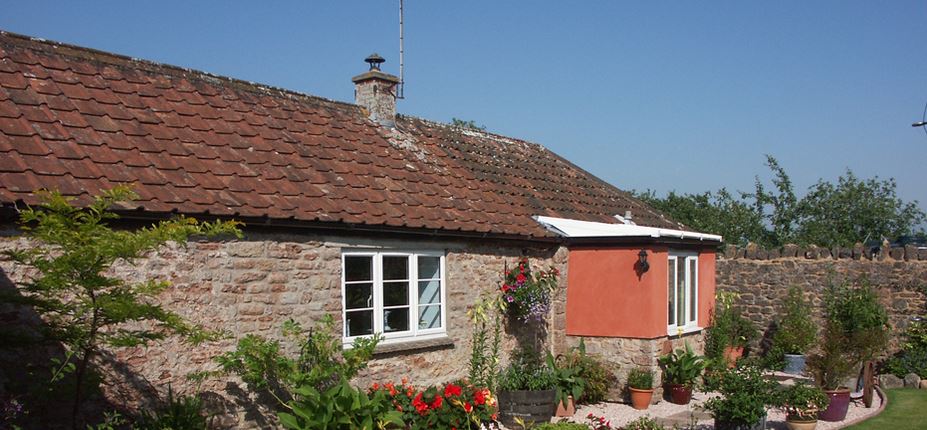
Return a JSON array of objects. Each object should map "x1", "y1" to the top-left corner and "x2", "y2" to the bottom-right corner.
[{"x1": 721, "y1": 243, "x2": 927, "y2": 262}]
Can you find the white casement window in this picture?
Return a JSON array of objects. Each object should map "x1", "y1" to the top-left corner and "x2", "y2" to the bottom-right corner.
[
  {"x1": 341, "y1": 250, "x2": 446, "y2": 345},
  {"x1": 667, "y1": 251, "x2": 699, "y2": 334}
]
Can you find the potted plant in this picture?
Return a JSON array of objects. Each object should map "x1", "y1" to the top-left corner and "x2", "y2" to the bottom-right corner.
[
  {"x1": 778, "y1": 382, "x2": 830, "y2": 430},
  {"x1": 810, "y1": 280, "x2": 889, "y2": 422},
  {"x1": 547, "y1": 352, "x2": 586, "y2": 417},
  {"x1": 705, "y1": 292, "x2": 757, "y2": 367},
  {"x1": 657, "y1": 342, "x2": 706, "y2": 405},
  {"x1": 497, "y1": 349, "x2": 558, "y2": 427},
  {"x1": 626, "y1": 368, "x2": 654, "y2": 410},
  {"x1": 703, "y1": 364, "x2": 777, "y2": 430},
  {"x1": 770, "y1": 286, "x2": 816, "y2": 375}
]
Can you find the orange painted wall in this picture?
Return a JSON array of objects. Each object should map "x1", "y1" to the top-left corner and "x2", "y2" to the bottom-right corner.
[
  {"x1": 566, "y1": 247, "x2": 667, "y2": 338},
  {"x1": 698, "y1": 250, "x2": 717, "y2": 328},
  {"x1": 566, "y1": 246, "x2": 717, "y2": 339}
]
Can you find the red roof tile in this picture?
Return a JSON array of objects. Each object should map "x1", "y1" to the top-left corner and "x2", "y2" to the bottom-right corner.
[{"x1": 0, "y1": 31, "x2": 684, "y2": 239}]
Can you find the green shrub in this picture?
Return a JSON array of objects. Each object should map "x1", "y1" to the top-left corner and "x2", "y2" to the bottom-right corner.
[
  {"x1": 135, "y1": 386, "x2": 211, "y2": 430},
  {"x1": 777, "y1": 382, "x2": 829, "y2": 421},
  {"x1": 702, "y1": 364, "x2": 778, "y2": 426},
  {"x1": 807, "y1": 319, "x2": 856, "y2": 390},
  {"x1": 884, "y1": 319, "x2": 927, "y2": 378},
  {"x1": 770, "y1": 286, "x2": 816, "y2": 358},
  {"x1": 535, "y1": 421, "x2": 590, "y2": 430},
  {"x1": 277, "y1": 379, "x2": 404, "y2": 430},
  {"x1": 624, "y1": 416, "x2": 665, "y2": 430},
  {"x1": 498, "y1": 348, "x2": 556, "y2": 391},
  {"x1": 824, "y1": 279, "x2": 889, "y2": 363},
  {"x1": 626, "y1": 368, "x2": 654, "y2": 390},
  {"x1": 554, "y1": 339, "x2": 614, "y2": 403},
  {"x1": 215, "y1": 315, "x2": 379, "y2": 410},
  {"x1": 705, "y1": 292, "x2": 757, "y2": 359},
  {"x1": 547, "y1": 352, "x2": 586, "y2": 405}
]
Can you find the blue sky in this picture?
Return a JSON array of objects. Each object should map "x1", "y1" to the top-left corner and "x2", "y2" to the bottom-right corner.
[{"x1": 2, "y1": 1, "x2": 926, "y2": 210}]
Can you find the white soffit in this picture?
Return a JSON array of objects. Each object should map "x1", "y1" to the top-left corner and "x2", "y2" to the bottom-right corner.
[{"x1": 534, "y1": 215, "x2": 723, "y2": 242}]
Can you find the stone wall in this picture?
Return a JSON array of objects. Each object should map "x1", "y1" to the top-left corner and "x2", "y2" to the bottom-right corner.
[
  {"x1": 0, "y1": 228, "x2": 567, "y2": 428},
  {"x1": 716, "y1": 245, "x2": 927, "y2": 355}
]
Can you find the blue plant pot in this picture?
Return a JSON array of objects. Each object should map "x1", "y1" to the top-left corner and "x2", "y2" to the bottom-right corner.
[{"x1": 783, "y1": 354, "x2": 806, "y2": 375}]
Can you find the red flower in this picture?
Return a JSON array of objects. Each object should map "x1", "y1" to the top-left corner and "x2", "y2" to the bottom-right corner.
[
  {"x1": 473, "y1": 389, "x2": 486, "y2": 405},
  {"x1": 412, "y1": 392, "x2": 428, "y2": 415},
  {"x1": 516, "y1": 273, "x2": 527, "y2": 283},
  {"x1": 444, "y1": 383, "x2": 462, "y2": 398},
  {"x1": 431, "y1": 394, "x2": 443, "y2": 409},
  {"x1": 463, "y1": 401, "x2": 473, "y2": 413}
]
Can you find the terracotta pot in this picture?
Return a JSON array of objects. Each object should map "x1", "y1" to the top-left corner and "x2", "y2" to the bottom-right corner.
[
  {"x1": 667, "y1": 383, "x2": 692, "y2": 405},
  {"x1": 629, "y1": 387, "x2": 653, "y2": 410},
  {"x1": 785, "y1": 417, "x2": 818, "y2": 430},
  {"x1": 818, "y1": 387, "x2": 851, "y2": 422},
  {"x1": 555, "y1": 395, "x2": 575, "y2": 417},
  {"x1": 723, "y1": 345, "x2": 744, "y2": 368}
]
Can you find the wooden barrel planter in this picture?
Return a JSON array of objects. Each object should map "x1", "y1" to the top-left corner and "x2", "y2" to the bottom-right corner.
[{"x1": 497, "y1": 389, "x2": 556, "y2": 427}]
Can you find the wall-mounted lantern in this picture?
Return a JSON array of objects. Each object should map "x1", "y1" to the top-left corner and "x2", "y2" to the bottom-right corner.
[{"x1": 637, "y1": 249, "x2": 650, "y2": 274}]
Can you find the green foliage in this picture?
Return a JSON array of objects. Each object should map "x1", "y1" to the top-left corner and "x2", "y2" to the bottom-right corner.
[
  {"x1": 277, "y1": 378, "x2": 404, "y2": 430},
  {"x1": 807, "y1": 319, "x2": 856, "y2": 390},
  {"x1": 623, "y1": 416, "x2": 665, "y2": 430},
  {"x1": 498, "y1": 348, "x2": 557, "y2": 392},
  {"x1": 823, "y1": 279, "x2": 890, "y2": 363},
  {"x1": 777, "y1": 382, "x2": 830, "y2": 421},
  {"x1": 0, "y1": 187, "x2": 242, "y2": 426},
  {"x1": 450, "y1": 118, "x2": 486, "y2": 131},
  {"x1": 85, "y1": 411, "x2": 126, "y2": 430},
  {"x1": 467, "y1": 293, "x2": 505, "y2": 392},
  {"x1": 767, "y1": 286, "x2": 817, "y2": 367},
  {"x1": 546, "y1": 352, "x2": 586, "y2": 404},
  {"x1": 657, "y1": 342, "x2": 706, "y2": 388},
  {"x1": 626, "y1": 368, "x2": 654, "y2": 390},
  {"x1": 884, "y1": 319, "x2": 927, "y2": 378},
  {"x1": 215, "y1": 315, "x2": 379, "y2": 410},
  {"x1": 535, "y1": 422, "x2": 590, "y2": 430},
  {"x1": 704, "y1": 292, "x2": 757, "y2": 359},
  {"x1": 135, "y1": 386, "x2": 211, "y2": 430},
  {"x1": 554, "y1": 339, "x2": 614, "y2": 403},
  {"x1": 634, "y1": 155, "x2": 925, "y2": 248},
  {"x1": 702, "y1": 364, "x2": 778, "y2": 426}
]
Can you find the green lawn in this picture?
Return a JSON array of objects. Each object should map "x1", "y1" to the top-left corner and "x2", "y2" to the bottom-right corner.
[{"x1": 845, "y1": 388, "x2": 927, "y2": 429}]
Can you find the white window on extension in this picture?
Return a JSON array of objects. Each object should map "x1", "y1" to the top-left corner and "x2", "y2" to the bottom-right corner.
[
  {"x1": 341, "y1": 251, "x2": 446, "y2": 345},
  {"x1": 667, "y1": 251, "x2": 699, "y2": 334}
]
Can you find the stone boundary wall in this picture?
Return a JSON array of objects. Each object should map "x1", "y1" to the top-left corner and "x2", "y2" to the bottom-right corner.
[{"x1": 717, "y1": 245, "x2": 927, "y2": 355}]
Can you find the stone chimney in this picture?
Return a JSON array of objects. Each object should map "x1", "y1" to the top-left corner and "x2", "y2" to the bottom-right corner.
[{"x1": 352, "y1": 53, "x2": 400, "y2": 127}]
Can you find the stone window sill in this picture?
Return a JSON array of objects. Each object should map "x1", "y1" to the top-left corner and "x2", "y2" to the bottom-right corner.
[{"x1": 372, "y1": 336, "x2": 454, "y2": 356}]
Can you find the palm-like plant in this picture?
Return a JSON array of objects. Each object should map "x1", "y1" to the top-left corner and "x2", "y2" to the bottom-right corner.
[{"x1": 658, "y1": 342, "x2": 707, "y2": 387}]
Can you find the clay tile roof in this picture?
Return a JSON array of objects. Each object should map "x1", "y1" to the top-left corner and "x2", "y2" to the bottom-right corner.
[{"x1": 0, "y1": 31, "x2": 684, "y2": 240}]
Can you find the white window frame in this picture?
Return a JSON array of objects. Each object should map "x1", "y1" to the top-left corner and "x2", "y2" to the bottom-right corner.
[
  {"x1": 341, "y1": 250, "x2": 447, "y2": 346},
  {"x1": 667, "y1": 251, "x2": 699, "y2": 335}
]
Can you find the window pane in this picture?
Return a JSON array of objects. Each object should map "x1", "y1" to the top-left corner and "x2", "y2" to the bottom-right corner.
[
  {"x1": 677, "y1": 257, "x2": 686, "y2": 325},
  {"x1": 345, "y1": 256, "x2": 372, "y2": 282},
  {"x1": 667, "y1": 258, "x2": 675, "y2": 325},
  {"x1": 383, "y1": 281, "x2": 409, "y2": 307},
  {"x1": 689, "y1": 259, "x2": 697, "y2": 323},
  {"x1": 418, "y1": 256, "x2": 440, "y2": 279},
  {"x1": 346, "y1": 310, "x2": 374, "y2": 337},
  {"x1": 419, "y1": 305, "x2": 441, "y2": 330},
  {"x1": 383, "y1": 307, "x2": 410, "y2": 332},
  {"x1": 345, "y1": 283, "x2": 373, "y2": 309},
  {"x1": 418, "y1": 280, "x2": 441, "y2": 304},
  {"x1": 383, "y1": 256, "x2": 409, "y2": 280}
]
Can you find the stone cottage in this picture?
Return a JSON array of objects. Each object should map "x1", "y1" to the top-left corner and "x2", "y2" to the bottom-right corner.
[{"x1": 0, "y1": 31, "x2": 720, "y2": 425}]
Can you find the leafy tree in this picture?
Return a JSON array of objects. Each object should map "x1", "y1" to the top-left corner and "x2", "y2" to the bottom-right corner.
[
  {"x1": 635, "y1": 188, "x2": 765, "y2": 247},
  {"x1": 1, "y1": 187, "x2": 242, "y2": 428},
  {"x1": 749, "y1": 155, "x2": 799, "y2": 246},
  {"x1": 794, "y1": 170, "x2": 925, "y2": 248}
]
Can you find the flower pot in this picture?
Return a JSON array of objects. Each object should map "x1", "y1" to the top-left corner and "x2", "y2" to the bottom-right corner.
[
  {"x1": 786, "y1": 416, "x2": 818, "y2": 430},
  {"x1": 554, "y1": 395, "x2": 575, "y2": 417},
  {"x1": 629, "y1": 387, "x2": 654, "y2": 410},
  {"x1": 723, "y1": 345, "x2": 744, "y2": 368},
  {"x1": 783, "y1": 353, "x2": 807, "y2": 375},
  {"x1": 667, "y1": 383, "x2": 692, "y2": 405},
  {"x1": 715, "y1": 414, "x2": 766, "y2": 430},
  {"x1": 497, "y1": 389, "x2": 556, "y2": 427},
  {"x1": 818, "y1": 387, "x2": 851, "y2": 422}
]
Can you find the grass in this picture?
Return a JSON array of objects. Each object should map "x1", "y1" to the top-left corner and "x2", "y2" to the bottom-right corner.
[{"x1": 845, "y1": 388, "x2": 927, "y2": 429}]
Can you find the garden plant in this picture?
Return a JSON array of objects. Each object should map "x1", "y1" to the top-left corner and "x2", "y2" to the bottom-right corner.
[
  {"x1": 702, "y1": 363, "x2": 778, "y2": 430},
  {"x1": 768, "y1": 286, "x2": 817, "y2": 373},
  {"x1": 657, "y1": 342, "x2": 706, "y2": 405}
]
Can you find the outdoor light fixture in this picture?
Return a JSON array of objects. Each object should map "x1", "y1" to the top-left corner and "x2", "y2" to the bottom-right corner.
[{"x1": 637, "y1": 249, "x2": 650, "y2": 273}]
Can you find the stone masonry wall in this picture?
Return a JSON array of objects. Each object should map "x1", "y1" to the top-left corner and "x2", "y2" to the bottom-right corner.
[
  {"x1": 0, "y1": 228, "x2": 567, "y2": 429},
  {"x1": 716, "y1": 245, "x2": 927, "y2": 356}
]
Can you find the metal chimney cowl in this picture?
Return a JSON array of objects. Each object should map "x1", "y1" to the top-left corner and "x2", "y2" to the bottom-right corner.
[{"x1": 352, "y1": 53, "x2": 401, "y2": 127}]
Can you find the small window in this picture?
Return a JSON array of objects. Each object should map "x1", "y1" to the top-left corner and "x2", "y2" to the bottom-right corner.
[
  {"x1": 342, "y1": 251, "x2": 446, "y2": 344},
  {"x1": 667, "y1": 252, "x2": 698, "y2": 334}
]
